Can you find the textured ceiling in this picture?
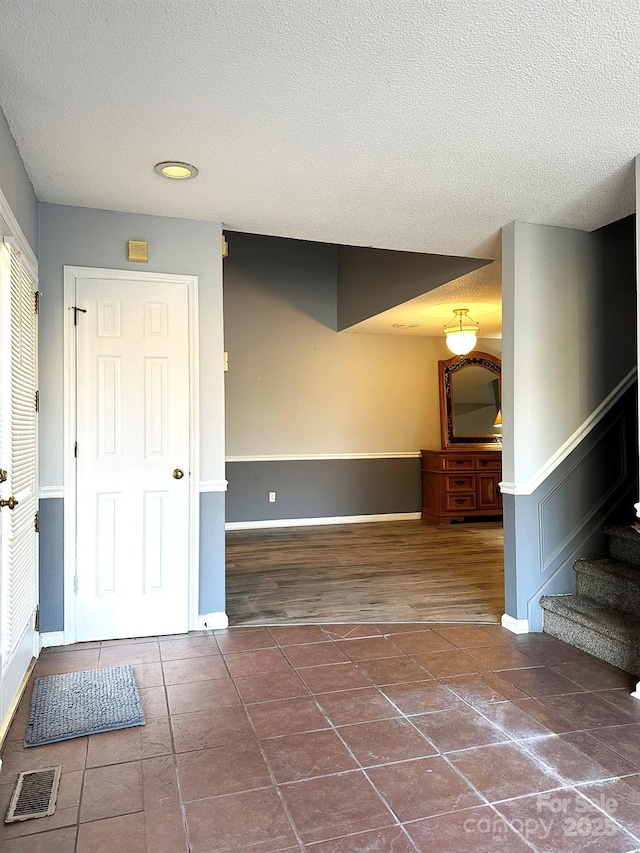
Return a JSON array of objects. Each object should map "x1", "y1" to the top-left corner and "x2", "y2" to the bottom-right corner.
[
  {"x1": 351, "y1": 253, "x2": 502, "y2": 337},
  {"x1": 0, "y1": 1, "x2": 638, "y2": 263}
]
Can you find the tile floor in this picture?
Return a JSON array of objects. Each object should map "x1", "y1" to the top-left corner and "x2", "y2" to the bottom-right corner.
[{"x1": 1, "y1": 623, "x2": 640, "y2": 852}]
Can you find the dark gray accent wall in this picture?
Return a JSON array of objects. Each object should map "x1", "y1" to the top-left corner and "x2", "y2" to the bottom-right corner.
[
  {"x1": 38, "y1": 498, "x2": 64, "y2": 632},
  {"x1": 505, "y1": 385, "x2": 638, "y2": 630},
  {"x1": 0, "y1": 104, "x2": 38, "y2": 250},
  {"x1": 226, "y1": 458, "x2": 422, "y2": 523},
  {"x1": 337, "y1": 245, "x2": 491, "y2": 330}
]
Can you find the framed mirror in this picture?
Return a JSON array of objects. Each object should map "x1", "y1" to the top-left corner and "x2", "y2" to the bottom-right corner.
[{"x1": 438, "y1": 351, "x2": 502, "y2": 448}]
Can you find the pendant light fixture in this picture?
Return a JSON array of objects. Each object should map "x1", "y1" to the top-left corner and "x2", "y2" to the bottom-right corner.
[{"x1": 443, "y1": 308, "x2": 479, "y2": 355}]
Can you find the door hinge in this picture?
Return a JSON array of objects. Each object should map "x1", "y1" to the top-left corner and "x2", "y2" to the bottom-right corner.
[
  {"x1": 74, "y1": 441, "x2": 78, "y2": 458},
  {"x1": 222, "y1": 235, "x2": 229, "y2": 258},
  {"x1": 0, "y1": 469, "x2": 7, "y2": 483},
  {"x1": 34, "y1": 607, "x2": 40, "y2": 632},
  {"x1": 34, "y1": 511, "x2": 39, "y2": 533},
  {"x1": 73, "y1": 576, "x2": 79, "y2": 595},
  {"x1": 35, "y1": 390, "x2": 39, "y2": 412},
  {"x1": 34, "y1": 291, "x2": 43, "y2": 314}
]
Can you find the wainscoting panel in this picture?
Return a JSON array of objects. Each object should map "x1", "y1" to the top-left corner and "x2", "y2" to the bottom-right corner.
[{"x1": 503, "y1": 386, "x2": 638, "y2": 632}]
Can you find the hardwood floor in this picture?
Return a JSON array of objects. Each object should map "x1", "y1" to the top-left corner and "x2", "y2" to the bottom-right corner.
[{"x1": 226, "y1": 520, "x2": 504, "y2": 625}]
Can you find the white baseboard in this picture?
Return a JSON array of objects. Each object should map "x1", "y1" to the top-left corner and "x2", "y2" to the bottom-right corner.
[
  {"x1": 501, "y1": 614, "x2": 530, "y2": 634},
  {"x1": 40, "y1": 631, "x2": 65, "y2": 648},
  {"x1": 197, "y1": 612, "x2": 229, "y2": 630},
  {"x1": 226, "y1": 512, "x2": 422, "y2": 531}
]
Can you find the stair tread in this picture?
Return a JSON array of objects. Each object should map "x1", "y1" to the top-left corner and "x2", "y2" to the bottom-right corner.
[
  {"x1": 540, "y1": 594, "x2": 640, "y2": 639},
  {"x1": 574, "y1": 557, "x2": 640, "y2": 581}
]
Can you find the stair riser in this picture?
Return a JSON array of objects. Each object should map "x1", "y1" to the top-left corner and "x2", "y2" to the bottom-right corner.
[
  {"x1": 608, "y1": 534, "x2": 640, "y2": 568},
  {"x1": 576, "y1": 570, "x2": 640, "y2": 618},
  {"x1": 542, "y1": 610, "x2": 640, "y2": 675}
]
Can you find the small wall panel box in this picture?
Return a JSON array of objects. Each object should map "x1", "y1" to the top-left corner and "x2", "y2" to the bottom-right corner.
[{"x1": 128, "y1": 240, "x2": 148, "y2": 262}]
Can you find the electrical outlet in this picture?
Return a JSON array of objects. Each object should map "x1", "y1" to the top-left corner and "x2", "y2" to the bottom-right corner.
[{"x1": 268, "y1": 491, "x2": 276, "y2": 503}]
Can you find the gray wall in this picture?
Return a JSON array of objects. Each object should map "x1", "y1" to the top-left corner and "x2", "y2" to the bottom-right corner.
[
  {"x1": 502, "y1": 215, "x2": 637, "y2": 628},
  {"x1": 37, "y1": 203, "x2": 226, "y2": 628},
  {"x1": 502, "y1": 218, "x2": 637, "y2": 486},
  {"x1": 38, "y1": 498, "x2": 63, "y2": 632},
  {"x1": 337, "y1": 244, "x2": 490, "y2": 330},
  {"x1": 224, "y1": 229, "x2": 501, "y2": 522},
  {"x1": 0, "y1": 104, "x2": 38, "y2": 250}
]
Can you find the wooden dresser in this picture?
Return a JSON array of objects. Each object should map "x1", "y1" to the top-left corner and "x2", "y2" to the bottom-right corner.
[{"x1": 421, "y1": 449, "x2": 502, "y2": 524}]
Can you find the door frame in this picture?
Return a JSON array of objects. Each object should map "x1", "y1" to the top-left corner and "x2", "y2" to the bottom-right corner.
[{"x1": 63, "y1": 266, "x2": 200, "y2": 645}]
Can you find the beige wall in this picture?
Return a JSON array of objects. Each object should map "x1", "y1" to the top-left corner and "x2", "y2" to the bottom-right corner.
[{"x1": 224, "y1": 230, "x2": 501, "y2": 456}]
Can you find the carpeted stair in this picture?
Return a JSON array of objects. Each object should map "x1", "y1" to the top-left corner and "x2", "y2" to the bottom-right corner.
[{"x1": 540, "y1": 525, "x2": 640, "y2": 676}]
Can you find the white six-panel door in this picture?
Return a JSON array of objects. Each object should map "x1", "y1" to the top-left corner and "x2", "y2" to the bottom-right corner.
[{"x1": 73, "y1": 274, "x2": 192, "y2": 641}]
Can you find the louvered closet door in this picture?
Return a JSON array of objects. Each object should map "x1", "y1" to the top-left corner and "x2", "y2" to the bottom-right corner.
[{"x1": 0, "y1": 242, "x2": 38, "y2": 727}]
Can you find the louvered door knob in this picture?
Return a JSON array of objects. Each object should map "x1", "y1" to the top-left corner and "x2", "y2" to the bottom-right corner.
[{"x1": 0, "y1": 496, "x2": 18, "y2": 510}]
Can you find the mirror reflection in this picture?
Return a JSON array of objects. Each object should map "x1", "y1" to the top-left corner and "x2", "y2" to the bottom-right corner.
[
  {"x1": 438, "y1": 351, "x2": 501, "y2": 447},
  {"x1": 451, "y1": 365, "x2": 501, "y2": 438}
]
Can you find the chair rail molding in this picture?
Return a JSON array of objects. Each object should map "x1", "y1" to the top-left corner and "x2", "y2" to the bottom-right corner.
[
  {"x1": 40, "y1": 485, "x2": 64, "y2": 500},
  {"x1": 225, "y1": 452, "x2": 421, "y2": 462},
  {"x1": 500, "y1": 367, "x2": 637, "y2": 496},
  {"x1": 199, "y1": 479, "x2": 228, "y2": 492}
]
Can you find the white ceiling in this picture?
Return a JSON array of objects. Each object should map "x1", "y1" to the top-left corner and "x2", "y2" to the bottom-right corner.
[{"x1": 0, "y1": 1, "x2": 638, "y2": 267}]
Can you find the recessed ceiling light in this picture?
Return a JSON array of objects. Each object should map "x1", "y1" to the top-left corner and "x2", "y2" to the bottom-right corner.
[
  {"x1": 154, "y1": 161, "x2": 199, "y2": 180},
  {"x1": 393, "y1": 323, "x2": 420, "y2": 328}
]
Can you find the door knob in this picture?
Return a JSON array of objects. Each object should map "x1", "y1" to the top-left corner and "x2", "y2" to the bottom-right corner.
[
  {"x1": 0, "y1": 496, "x2": 18, "y2": 510},
  {"x1": 173, "y1": 469, "x2": 185, "y2": 480}
]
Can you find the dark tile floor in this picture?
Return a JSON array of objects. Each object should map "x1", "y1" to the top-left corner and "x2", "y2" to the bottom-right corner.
[{"x1": 1, "y1": 624, "x2": 640, "y2": 852}]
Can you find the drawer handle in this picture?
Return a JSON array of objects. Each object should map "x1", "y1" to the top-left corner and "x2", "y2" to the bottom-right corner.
[
  {"x1": 454, "y1": 498, "x2": 466, "y2": 505},
  {"x1": 454, "y1": 479, "x2": 466, "y2": 486},
  {"x1": 480, "y1": 460, "x2": 489, "y2": 467},
  {"x1": 454, "y1": 460, "x2": 465, "y2": 465}
]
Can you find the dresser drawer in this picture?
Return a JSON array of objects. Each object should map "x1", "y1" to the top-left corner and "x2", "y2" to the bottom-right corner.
[
  {"x1": 476, "y1": 456, "x2": 501, "y2": 471},
  {"x1": 445, "y1": 493, "x2": 477, "y2": 512},
  {"x1": 442, "y1": 456, "x2": 475, "y2": 471},
  {"x1": 445, "y1": 474, "x2": 474, "y2": 492}
]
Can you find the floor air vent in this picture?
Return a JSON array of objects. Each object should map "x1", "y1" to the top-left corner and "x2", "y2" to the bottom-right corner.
[{"x1": 5, "y1": 766, "x2": 62, "y2": 823}]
